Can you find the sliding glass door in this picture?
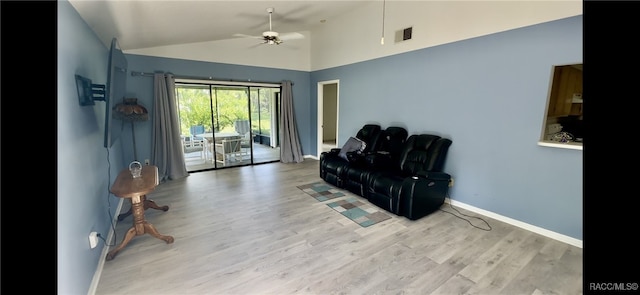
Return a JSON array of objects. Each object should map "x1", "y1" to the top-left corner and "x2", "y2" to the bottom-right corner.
[{"x1": 176, "y1": 81, "x2": 281, "y2": 171}]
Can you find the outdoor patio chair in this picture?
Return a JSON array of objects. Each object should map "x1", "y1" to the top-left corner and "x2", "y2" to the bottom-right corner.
[
  {"x1": 212, "y1": 137, "x2": 243, "y2": 165},
  {"x1": 182, "y1": 135, "x2": 206, "y2": 159},
  {"x1": 190, "y1": 125, "x2": 206, "y2": 141}
]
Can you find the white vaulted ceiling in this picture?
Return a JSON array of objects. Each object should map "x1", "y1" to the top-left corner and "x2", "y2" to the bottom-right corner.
[
  {"x1": 69, "y1": 0, "x2": 369, "y2": 50},
  {"x1": 68, "y1": 0, "x2": 582, "y2": 71}
]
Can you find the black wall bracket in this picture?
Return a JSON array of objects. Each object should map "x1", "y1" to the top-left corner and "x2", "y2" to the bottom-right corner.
[{"x1": 75, "y1": 74, "x2": 106, "y2": 106}]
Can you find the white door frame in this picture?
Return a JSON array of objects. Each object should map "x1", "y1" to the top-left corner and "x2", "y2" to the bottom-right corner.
[{"x1": 317, "y1": 80, "x2": 339, "y2": 159}]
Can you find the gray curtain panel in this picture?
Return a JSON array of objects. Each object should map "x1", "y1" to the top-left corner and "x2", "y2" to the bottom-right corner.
[
  {"x1": 151, "y1": 73, "x2": 189, "y2": 182},
  {"x1": 279, "y1": 80, "x2": 304, "y2": 163}
]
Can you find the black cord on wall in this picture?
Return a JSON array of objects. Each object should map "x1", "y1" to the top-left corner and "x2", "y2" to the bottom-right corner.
[{"x1": 100, "y1": 147, "x2": 118, "y2": 247}]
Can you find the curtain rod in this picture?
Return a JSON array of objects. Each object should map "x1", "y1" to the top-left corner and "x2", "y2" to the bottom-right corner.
[{"x1": 130, "y1": 71, "x2": 292, "y2": 86}]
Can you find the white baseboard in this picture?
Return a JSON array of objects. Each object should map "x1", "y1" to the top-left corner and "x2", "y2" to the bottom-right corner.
[
  {"x1": 444, "y1": 198, "x2": 582, "y2": 248},
  {"x1": 87, "y1": 198, "x2": 125, "y2": 295},
  {"x1": 305, "y1": 154, "x2": 319, "y2": 160}
]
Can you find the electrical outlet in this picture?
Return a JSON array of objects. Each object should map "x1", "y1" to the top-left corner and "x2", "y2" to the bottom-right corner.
[
  {"x1": 144, "y1": 159, "x2": 150, "y2": 165},
  {"x1": 448, "y1": 178, "x2": 454, "y2": 188},
  {"x1": 89, "y1": 232, "x2": 99, "y2": 249}
]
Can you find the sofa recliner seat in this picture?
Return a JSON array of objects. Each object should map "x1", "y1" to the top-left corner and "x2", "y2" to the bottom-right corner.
[
  {"x1": 367, "y1": 134, "x2": 452, "y2": 220},
  {"x1": 342, "y1": 126, "x2": 408, "y2": 197},
  {"x1": 320, "y1": 124, "x2": 382, "y2": 188}
]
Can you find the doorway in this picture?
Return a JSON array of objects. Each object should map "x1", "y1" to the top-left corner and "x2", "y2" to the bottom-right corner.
[{"x1": 317, "y1": 80, "x2": 339, "y2": 158}]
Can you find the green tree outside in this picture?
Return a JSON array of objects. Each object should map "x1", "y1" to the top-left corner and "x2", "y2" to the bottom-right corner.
[{"x1": 176, "y1": 85, "x2": 276, "y2": 138}]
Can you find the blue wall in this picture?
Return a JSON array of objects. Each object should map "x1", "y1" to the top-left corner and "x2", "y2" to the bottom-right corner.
[
  {"x1": 58, "y1": 1, "x2": 126, "y2": 294},
  {"x1": 311, "y1": 16, "x2": 583, "y2": 240},
  {"x1": 59, "y1": 0, "x2": 582, "y2": 292}
]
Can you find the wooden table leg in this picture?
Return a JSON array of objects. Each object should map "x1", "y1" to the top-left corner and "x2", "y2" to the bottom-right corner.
[
  {"x1": 106, "y1": 226, "x2": 137, "y2": 261},
  {"x1": 144, "y1": 197, "x2": 170, "y2": 212},
  {"x1": 117, "y1": 195, "x2": 169, "y2": 221},
  {"x1": 107, "y1": 198, "x2": 174, "y2": 261},
  {"x1": 117, "y1": 208, "x2": 133, "y2": 221},
  {"x1": 143, "y1": 221, "x2": 175, "y2": 244}
]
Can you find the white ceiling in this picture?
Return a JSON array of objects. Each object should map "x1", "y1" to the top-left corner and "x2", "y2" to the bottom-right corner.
[
  {"x1": 69, "y1": 0, "x2": 372, "y2": 50},
  {"x1": 68, "y1": 0, "x2": 583, "y2": 71}
]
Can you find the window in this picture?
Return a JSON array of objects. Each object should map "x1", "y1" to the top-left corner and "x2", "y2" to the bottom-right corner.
[
  {"x1": 539, "y1": 63, "x2": 583, "y2": 150},
  {"x1": 174, "y1": 80, "x2": 282, "y2": 171}
]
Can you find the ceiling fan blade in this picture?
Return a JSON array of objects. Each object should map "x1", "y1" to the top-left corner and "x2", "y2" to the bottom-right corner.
[
  {"x1": 278, "y1": 32, "x2": 305, "y2": 41},
  {"x1": 233, "y1": 33, "x2": 263, "y2": 39},
  {"x1": 248, "y1": 42, "x2": 266, "y2": 49}
]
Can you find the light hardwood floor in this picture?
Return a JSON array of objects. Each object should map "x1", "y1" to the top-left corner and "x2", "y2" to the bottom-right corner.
[{"x1": 94, "y1": 159, "x2": 582, "y2": 295}]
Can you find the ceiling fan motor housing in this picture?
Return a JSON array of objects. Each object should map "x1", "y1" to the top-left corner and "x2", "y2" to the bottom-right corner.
[
  {"x1": 262, "y1": 31, "x2": 279, "y2": 37},
  {"x1": 262, "y1": 31, "x2": 282, "y2": 44}
]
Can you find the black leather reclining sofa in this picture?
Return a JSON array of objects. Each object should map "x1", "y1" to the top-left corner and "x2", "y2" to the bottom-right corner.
[{"x1": 320, "y1": 124, "x2": 452, "y2": 220}]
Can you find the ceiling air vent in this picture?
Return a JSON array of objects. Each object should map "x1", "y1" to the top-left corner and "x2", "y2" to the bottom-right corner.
[{"x1": 395, "y1": 26, "x2": 413, "y2": 43}]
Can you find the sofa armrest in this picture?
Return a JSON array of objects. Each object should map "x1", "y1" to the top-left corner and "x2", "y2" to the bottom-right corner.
[
  {"x1": 400, "y1": 172, "x2": 451, "y2": 220},
  {"x1": 321, "y1": 148, "x2": 342, "y2": 156},
  {"x1": 320, "y1": 148, "x2": 343, "y2": 162},
  {"x1": 330, "y1": 148, "x2": 342, "y2": 153},
  {"x1": 414, "y1": 171, "x2": 451, "y2": 182}
]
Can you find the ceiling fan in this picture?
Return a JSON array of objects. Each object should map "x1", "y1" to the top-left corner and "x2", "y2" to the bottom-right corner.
[{"x1": 233, "y1": 7, "x2": 305, "y2": 45}]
